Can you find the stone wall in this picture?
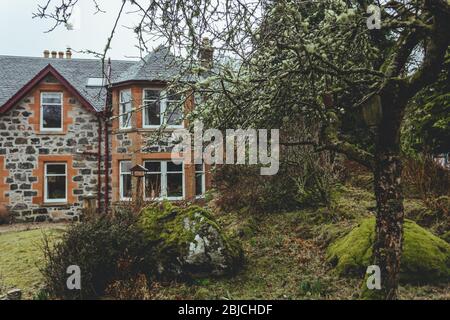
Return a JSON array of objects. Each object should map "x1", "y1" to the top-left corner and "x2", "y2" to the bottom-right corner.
[{"x1": 0, "y1": 80, "x2": 105, "y2": 222}]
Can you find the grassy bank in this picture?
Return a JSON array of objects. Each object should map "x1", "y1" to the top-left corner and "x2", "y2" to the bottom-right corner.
[{"x1": 0, "y1": 227, "x2": 65, "y2": 299}]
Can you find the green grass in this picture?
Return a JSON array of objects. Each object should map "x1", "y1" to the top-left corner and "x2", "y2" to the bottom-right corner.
[
  {"x1": 1, "y1": 184, "x2": 449, "y2": 300},
  {"x1": 0, "y1": 228, "x2": 64, "y2": 299}
]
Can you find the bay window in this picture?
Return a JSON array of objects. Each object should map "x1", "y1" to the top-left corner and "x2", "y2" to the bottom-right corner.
[
  {"x1": 142, "y1": 89, "x2": 161, "y2": 127},
  {"x1": 195, "y1": 163, "x2": 206, "y2": 197},
  {"x1": 166, "y1": 161, "x2": 183, "y2": 198},
  {"x1": 142, "y1": 89, "x2": 183, "y2": 128},
  {"x1": 44, "y1": 163, "x2": 67, "y2": 203},
  {"x1": 119, "y1": 90, "x2": 132, "y2": 129},
  {"x1": 41, "y1": 92, "x2": 63, "y2": 131},
  {"x1": 119, "y1": 160, "x2": 132, "y2": 200},
  {"x1": 164, "y1": 90, "x2": 183, "y2": 127},
  {"x1": 144, "y1": 161, "x2": 162, "y2": 199},
  {"x1": 143, "y1": 160, "x2": 184, "y2": 200}
]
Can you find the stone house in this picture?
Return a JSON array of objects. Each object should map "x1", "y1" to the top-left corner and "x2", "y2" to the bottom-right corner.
[{"x1": 0, "y1": 48, "x2": 211, "y2": 222}]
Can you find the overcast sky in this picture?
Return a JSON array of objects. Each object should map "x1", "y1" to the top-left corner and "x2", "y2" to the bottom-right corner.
[{"x1": 0, "y1": 0, "x2": 157, "y2": 61}]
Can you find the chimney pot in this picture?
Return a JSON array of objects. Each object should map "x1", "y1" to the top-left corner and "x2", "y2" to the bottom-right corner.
[
  {"x1": 51, "y1": 51, "x2": 57, "y2": 58},
  {"x1": 58, "y1": 51, "x2": 64, "y2": 59},
  {"x1": 66, "y1": 49, "x2": 72, "y2": 59}
]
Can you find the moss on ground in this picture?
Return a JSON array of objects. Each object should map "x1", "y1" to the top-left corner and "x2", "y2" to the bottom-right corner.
[
  {"x1": 138, "y1": 202, "x2": 243, "y2": 277},
  {"x1": 327, "y1": 217, "x2": 450, "y2": 284},
  {"x1": 0, "y1": 228, "x2": 64, "y2": 299}
]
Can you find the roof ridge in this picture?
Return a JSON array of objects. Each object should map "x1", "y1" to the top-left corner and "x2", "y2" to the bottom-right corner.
[{"x1": 0, "y1": 54, "x2": 137, "y2": 63}]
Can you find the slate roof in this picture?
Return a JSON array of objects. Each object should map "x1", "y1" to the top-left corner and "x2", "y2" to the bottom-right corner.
[
  {"x1": 114, "y1": 46, "x2": 185, "y2": 84},
  {"x1": 0, "y1": 47, "x2": 186, "y2": 112}
]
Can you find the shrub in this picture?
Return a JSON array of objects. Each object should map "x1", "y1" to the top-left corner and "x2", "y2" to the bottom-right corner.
[
  {"x1": 214, "y1": 145, "x2": 341, "y2": 213},
  {"x1": 0, "y1": 205, "x2": 12, "y2": 225},
  {"x1": 214, "y1": 165, "x2": 300, "y2": 213},
  {"x1": 403, "y1": 155, "x2": 450, "y2": 199},
  {"x1": 105, "y1": 274, "x2": 154, "y2": 300},
  {"x1": 41, "y1": 213, "x2": 155, "y2": 299}
]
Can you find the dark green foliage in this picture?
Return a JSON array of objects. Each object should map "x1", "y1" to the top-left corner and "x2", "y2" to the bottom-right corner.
[
  {"x1": 41, "y1": 213, "x2": 155, "y2": 299},
  {"x1": 402, "y1": 50, "x2": 450, "y2": 155}
]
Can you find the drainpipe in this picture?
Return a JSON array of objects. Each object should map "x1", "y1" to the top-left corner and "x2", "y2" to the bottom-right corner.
[
  {"x1": 104, "y1": 112, "x2": 110, "y2": 213},
  {"x1": 97, "y1": 117, "x2": 102, "y2": 213},
  {"x1": 103, "y1": 58, "x2": 113, "y2": 214}
]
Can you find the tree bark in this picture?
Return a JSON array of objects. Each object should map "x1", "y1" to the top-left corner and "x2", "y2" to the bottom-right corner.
[
  {"x1": 372, "y1": 88, "x2": 407, "y2": 299},
  {"x1": 373, "y1": 150, "x2": 404, "y2": 299}
]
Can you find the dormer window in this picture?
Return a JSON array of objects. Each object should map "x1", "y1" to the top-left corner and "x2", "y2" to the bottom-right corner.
[
  {"x1": 40, "y1": 92, "x2": 63, "y2": 132},
  {"x1": 142, "y1": 89, "x2": 183, "y2": 128}
]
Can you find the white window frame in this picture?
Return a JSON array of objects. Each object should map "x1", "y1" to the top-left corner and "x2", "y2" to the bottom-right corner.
[
  {"x1": 143, "y1": 160, "x2": 185, "y2": 201},
  {"x1": 143, "y1": 160, "x2": 163, "y2": 199},
  {"x1": 44, "y1": 162, "x2": 67, "y2": 203},
  {"x1": 195, "y1": 163, "x2": 206, "y2": 199},
  {"x1": 119, "y1": 160, "x2": 132, "y2": 201},
  {"x1": 142, "y1": 88, "x2": 184, "y2": 129},
  {"x1": 119, "y1": 89, "x2": 132, "y2": 130},
  {"x1": 40, "y1": 92, "x2": 63, "y2": 132},
  {"x1": 142, "y1": 88, "x2": 162, "y2": 129}
]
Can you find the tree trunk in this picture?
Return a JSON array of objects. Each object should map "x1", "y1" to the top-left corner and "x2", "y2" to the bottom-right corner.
[
  {"x1": 373, "y1": 150, "x2": 404, "y2": 299},
  {"x1": 372, "y1": 91, "x2": 406, "y2": 300}
]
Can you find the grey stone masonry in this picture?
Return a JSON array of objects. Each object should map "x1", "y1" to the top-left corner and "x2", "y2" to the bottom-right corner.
[{"x1": 0, "y1": 86, "x2": 107, "y2": 222}]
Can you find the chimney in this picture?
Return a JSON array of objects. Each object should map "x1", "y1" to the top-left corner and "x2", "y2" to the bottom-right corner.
[
  {"x1": 66, "y1": 49, "x2": 72, "y2": 59},
  {"x1": 51, "y1": 51, "x2": 57, "y2": 58},
  {"x1": 58, "y1": 51, "x2": 64, "y2": 59},
  {"x1": 199, "y1": 37, "x2": 214, "y2": 69},
  {"x1": 43, "y1": 50, "x2": 50, "y2": 58}
]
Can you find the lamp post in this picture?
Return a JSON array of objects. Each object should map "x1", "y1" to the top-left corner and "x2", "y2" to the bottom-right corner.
[{"x1": 130, "y1": 164, "x2": 148, "y2": 210}]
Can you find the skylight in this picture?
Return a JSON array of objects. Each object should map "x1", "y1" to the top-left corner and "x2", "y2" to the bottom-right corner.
[{"x1": 86, "y1": 78, "x2": 106, "y2": 87}]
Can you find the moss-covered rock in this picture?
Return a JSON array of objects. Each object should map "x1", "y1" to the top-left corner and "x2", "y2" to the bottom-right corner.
[
  {"x1": 326, "y1": 217, "x2": 450, "y2": 284},
  {"x1": 138, "y1": 202, "x2": 243, "y2": 278}
]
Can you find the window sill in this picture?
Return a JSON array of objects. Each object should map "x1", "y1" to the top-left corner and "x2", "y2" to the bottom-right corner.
[
  {"x1": 138, "y1": 127, "x2": 185, "y2": 132},
  {"x1": 37, "y1": 131, "x2": 66, "y2": 135},
  {"x1": 41, "y1": 202, "x2": 70, "y2": 207},
  {"x1": 114, "y1": 127, "x2": 186, "y2": 134}
]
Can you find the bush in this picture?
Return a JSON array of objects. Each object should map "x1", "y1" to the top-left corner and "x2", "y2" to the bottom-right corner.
[
  {"x1": 403, "y1": 155, "x2": 450, "y2": 199},
  {"x1": 214, "y1": 165, "x2": 300, "y2": 213},
  {"x1": 0, "y1": 205, "x2": 12, "y2": 225},
  {"x1": 41, "y1": 213, "x2": 155, "y2": 299},
  {"x1": 214, "y1": 145, "x2": 341, "y2": 213},
  {"x1": 105, "y1": 274, "x2": 154, "y2": 300}
]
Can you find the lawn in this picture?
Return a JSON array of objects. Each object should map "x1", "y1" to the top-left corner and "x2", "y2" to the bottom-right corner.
[{"x1": 0, "y1": 226, "x2": 65, "y2": 299}]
